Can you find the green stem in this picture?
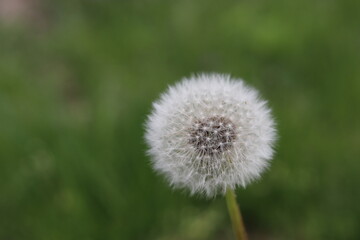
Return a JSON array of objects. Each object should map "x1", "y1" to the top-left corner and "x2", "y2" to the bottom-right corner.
[{"x1": 225, "y1": 189, "x2": 248, "y2": 240}]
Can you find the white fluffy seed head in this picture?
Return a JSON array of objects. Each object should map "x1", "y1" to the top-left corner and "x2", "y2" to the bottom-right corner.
[{"x1": 145, "y1": 73, "x2": 277, "y2": 198}]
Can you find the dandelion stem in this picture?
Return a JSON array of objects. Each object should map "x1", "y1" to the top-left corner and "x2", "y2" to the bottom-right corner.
[{"x1": 225, "y1": 189, "x2": 248, "y2": 240}]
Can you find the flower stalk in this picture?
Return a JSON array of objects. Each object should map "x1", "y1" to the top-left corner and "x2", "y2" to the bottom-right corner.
[{"x1": 225, "y1": 189, "x2": 248, "y2": 240}]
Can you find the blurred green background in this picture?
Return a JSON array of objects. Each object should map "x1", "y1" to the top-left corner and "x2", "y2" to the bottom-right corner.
[{"x1": 0, "y1": 0, "x2": 359, "y2": 239}]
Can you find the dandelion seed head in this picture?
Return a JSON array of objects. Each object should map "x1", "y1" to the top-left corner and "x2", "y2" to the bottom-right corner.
[{"x1": 145, "y1": 73, "x2": 277, "y2": 198}]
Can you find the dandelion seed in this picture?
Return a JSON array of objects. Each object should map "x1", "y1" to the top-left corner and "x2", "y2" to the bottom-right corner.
[{"x1": 145, "y1": 73, "x2": 276, "y2": 198}]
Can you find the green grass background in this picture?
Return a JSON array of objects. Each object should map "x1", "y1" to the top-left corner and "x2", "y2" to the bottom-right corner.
[{"x1": 0, "y1": 0, "x2": 359, "y2": 239}]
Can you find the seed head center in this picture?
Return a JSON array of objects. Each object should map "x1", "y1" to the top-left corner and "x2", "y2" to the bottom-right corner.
[{"x1": 189, "y1": 116, "x2": 236, "y2": 156}]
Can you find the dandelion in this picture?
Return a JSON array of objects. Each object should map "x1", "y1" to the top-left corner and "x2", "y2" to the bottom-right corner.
[{"x1": 145, "y1": 73, "x2": 277, "y2": 240}]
